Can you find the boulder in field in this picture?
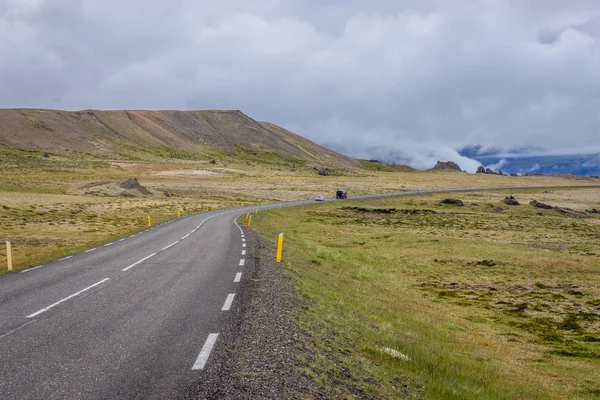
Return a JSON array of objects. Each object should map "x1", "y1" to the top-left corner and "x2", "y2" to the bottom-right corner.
[
  {"x1": 504, "y1": 196, "x2": 520, "y2": 206},
  {"x1": 440, "y1": 198, "x2": 464, "y2": 206}
]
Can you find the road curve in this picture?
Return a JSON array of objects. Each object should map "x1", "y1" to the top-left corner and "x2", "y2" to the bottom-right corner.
[{"x1": 0, "y1": 185, "x2": 596, "y2": 398}]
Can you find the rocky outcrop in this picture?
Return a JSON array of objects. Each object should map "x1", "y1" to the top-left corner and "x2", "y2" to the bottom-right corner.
[
  {"x1": 431, "y1": 161, "x2": 463, "y2": 172},
  {"x1": 476, "y1": 166, "x2": 507, "y2": 176},
  {"x1": 120, "y1": 178, "x2": 149, "y2": 195},
  {"x1": 440, "y1": 198, "x2": 464, "y2": 206},
  {"x1": 530, "y1": 200, "x2": 552, "y2": 209},
  {"x1": 504, "y1": 196, "x2": 520, "y2": 205}
]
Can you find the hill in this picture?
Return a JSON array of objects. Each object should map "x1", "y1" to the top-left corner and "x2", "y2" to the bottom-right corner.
[{"x1": 0, "y1": 108, "x2": 360, "y2": 168}]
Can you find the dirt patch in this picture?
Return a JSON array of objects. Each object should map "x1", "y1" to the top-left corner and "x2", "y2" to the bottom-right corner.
[{"x1": 153, "y1": 170, "x2": 224, "y2": 177}]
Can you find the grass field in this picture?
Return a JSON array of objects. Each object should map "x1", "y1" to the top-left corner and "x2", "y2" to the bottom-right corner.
[
  {"x1": 250, "y1": 188, "x2": 600, "y2": 399},
  {"x1": 3, "y1": 149, "x2": 598, "y2": 274}
]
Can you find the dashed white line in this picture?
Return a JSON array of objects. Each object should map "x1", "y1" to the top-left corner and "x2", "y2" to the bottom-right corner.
[
  {"x1": 118, "y1": 238, "x2": 125, "y2": 242},
  {"x1": 242, "y1": 243, "x2": 246, "y2": 248},
  {"x1": 222, "y1": 293, "x2": 235, "y2": 311},
  {"x1": 59, "y1": 256, "x2": 73, "y2": 261},
  {"x1": 20, "y1": 265, "x2": 43, "y2": 274},
  {"x1": 104, "y1": 242, "x2": 113, "y2": 247},
  {"x1": 161, "y1": 241, "x2": 179, "y2": 251},
  {"x1": 85, "y1": 248, "x2": 97, "y2": 253},
  {"x1": 26, "y1": 278, "x2": 110, "y2": 318},
  {"x1": 122, "y1": 253, "x2": 157, "y2": 272},
  {"x1": 181, "y1": 234, "x2": 190, "y2": 240},
  {"x1": 0, "y1": 320, "x2": 36, "y2": 340},
  {"x1": 234, "y1": 272, "x2": 242, "y2": 282},
  {"x1": 239, "y1": 259, "x2": 245, "y2": 266},
  {"x1": 191, "y1": 229, "x2": 197, "y2": 233},
  {"x1": 192, "y1": 333, "x2": 219, "y2": 370},
  {"x1": 241, "y1": 250, "x2": 246, "y2": 255},
  {"x1": 242, "y1": 239, "x2": 245, "y2": 242}
]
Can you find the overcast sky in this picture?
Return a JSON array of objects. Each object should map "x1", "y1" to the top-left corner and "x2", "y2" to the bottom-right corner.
[{"x1": 2, "y1": 0, "x2": 600, "y2": 171}]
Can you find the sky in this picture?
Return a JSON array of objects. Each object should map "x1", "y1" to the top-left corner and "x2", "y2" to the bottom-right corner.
[{"x1": 2, "y1": 0, "x2": 600, "y2": 172}]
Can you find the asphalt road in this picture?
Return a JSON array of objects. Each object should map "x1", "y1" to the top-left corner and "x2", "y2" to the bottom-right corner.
[
  {"x1": 0, "y1": 185, "x2": 596, "y2": 399},
  {"x1": 0, "y1": 202, "x2": 308, "y2": 399}
]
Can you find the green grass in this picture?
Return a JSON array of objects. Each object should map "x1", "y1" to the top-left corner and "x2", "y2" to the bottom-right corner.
[{"x1": 251, "y1": 188, "x2": 600, "y2": 399}]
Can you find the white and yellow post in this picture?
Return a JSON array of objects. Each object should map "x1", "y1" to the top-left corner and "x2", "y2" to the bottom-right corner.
[{"x1": 6, "y1": 241, "x2": 13, "y2": 271}]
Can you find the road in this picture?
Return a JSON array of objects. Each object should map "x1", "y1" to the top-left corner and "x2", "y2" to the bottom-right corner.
[
  {"x1": 0, "y1": 185, "x2": 596, "y2": 399},
  {"x1": 0, "y1": 202, "x2": 307, "y2": 399}
]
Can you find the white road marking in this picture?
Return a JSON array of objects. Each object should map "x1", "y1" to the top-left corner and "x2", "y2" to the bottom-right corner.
[
  {"x1": 192, "y1": 333, "x2": 219, "y2": 370},
  {"x1": 241, "y1": 250, "x2": 246, "y2": 255},
  {"x1": 222, "y1": 293, "x2": 235, "y2": 311},
  {"x1": 0, "y1": 320, "x2": 37, "y2": 340},
  {"x1": 239, "y1": 259, "x2": 245, "y2": 266},
  {"x1": 242, "y1": 243, "x2": 246, "y2": 248},
  {"x1": 161, "y1": 241, "x2": 179, "y2": 251},
  {"x1": 26, "y1": 278, "x2": 110, "y2": 318},
  {"x1": 122, "y1": 253, "x2": 157, "y2": 271},
  {"x1": 242, "y1": 239, "x2": 245, "y2": 242},
  {"x1": 20, "y1": 265, "x2": 43, "y2": 274},
  {"x1": 118, "y1": 238, "x2": 125, "y2": 242},
  {"x1": 191, "y1": 229, "x2": 197, "y2": 233},
  {"x1": 104, "y1": 242, "x2": 113, "y2": 247},
  {"x1": 181, "y1": 234, "x2": 190, "y2": 240},
  {"x1": 59, "y1": 256, "x2": 73, "y2": 261},
  {"x1": 234, "y1": 272, "x2": 242, "y2": 282},
  {"x1": 85, "y1": 248, "x2": 97, "y2": 253}
]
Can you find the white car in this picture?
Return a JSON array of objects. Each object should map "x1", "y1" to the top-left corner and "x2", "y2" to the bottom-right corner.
[{"x1": 314, "y1": 195, "x2": 325, "y2": 201}]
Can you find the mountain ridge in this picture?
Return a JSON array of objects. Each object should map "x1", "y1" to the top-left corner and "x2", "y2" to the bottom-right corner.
[{"x1": 0, "y1": 108, "x2": 360, "y2": 168}]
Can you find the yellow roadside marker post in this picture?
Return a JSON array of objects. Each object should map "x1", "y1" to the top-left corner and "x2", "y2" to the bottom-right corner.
[
  {"x1": 148, "y1": 216, "x2": 152, "y2": 227},
  {"x1": 6, "y1": 241, "x2": 13, "y2": 271},
  {"x1": 276, "y1": 233, "x2": 284, "y2": 263},
  {"x1": 246, "y1": 212, "x2": 249, "y2": 220},
  {"x1": 178, "y1": 210, "x2": 181, "y2": 218},
  {"x1": 255, "y1": 208, "x2": 258, "y2": 215},
  {"x1": 248, "y1": 215, "x2": 252, "y2": 227}
]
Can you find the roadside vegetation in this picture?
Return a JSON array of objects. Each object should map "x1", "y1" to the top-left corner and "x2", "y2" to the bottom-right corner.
[{"x1": 251, "y1": 188, "x2": 600, "y2": 399}]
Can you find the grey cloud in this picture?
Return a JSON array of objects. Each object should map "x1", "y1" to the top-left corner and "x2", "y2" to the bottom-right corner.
[{"x1": 2, "y1": 1, "x2": 600, "y2": 172}]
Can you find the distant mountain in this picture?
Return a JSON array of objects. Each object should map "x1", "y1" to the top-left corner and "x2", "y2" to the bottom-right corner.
[
  {"x1": 0, "y1": 109, "x2": 360, "y2": 168},
  {"x1": 459, "y1": 146, "x2": 600, "y2": 176}
]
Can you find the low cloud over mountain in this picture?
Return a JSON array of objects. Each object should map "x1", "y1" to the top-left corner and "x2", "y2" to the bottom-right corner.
[{"x1": 2, "y1": 1, "x2": 600, "y2": 173}]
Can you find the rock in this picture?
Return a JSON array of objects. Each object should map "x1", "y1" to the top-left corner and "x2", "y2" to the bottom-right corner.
[
  {"x1": 440, "y1": 198, "x2": 464, "y2": 206},
  {"x1": 431, "y1": 161, "x2": 463, "y2": 172},
  {"x1": 476, "y1": 166, "x2": 507, "y2": 176},
  {"x1": 553, "y1": 207, "x2": 588, "y2": 218},
  {"x1": 504, "y1": 195, "x2": 520, "y2": 205},
  {"x1": 586, "y1": 208, "x2": 600, "y2": 214},
  {"x1": 119, "y1": 178, "x2": 149, "y2": 195},
  {"x1": 163, "y1": 190, "x2": 172, "y2": 197},
  {"x1": 530, "y1": 200, "x2": 552, "y2": 209}
]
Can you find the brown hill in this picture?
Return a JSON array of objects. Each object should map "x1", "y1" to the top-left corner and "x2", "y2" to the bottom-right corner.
[{"x1": 0, "y1": 108, "x2": 360, "y2": 168}]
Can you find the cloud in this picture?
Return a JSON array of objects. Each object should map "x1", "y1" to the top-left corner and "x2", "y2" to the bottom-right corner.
[
  {"x1": 1, "y1": 1, "x2": 600, "y2": 171},
  {"x1": 486, "y1": 159, "x2": 508, "y2": 171}
]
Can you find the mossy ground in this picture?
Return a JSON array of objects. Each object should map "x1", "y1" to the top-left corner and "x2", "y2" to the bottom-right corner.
[{"x1": 251, "y1": 188, "x2": 600, "y2": 399}]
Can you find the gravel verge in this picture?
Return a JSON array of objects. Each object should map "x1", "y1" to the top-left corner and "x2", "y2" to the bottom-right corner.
[{"x1": 185, "y1": 228, "x2": 331, "y2": 399}]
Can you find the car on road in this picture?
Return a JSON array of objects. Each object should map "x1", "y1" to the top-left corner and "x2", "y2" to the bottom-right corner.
[
  {"x1": 314, "y1": 195, "x2": 325, "y2": 201},
  {"x1": 336, "y1": 190, "x2": 347, "y2": 199}
]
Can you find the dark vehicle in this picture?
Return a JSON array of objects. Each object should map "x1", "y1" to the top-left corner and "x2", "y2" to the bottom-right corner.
[{"x1": 336, "y1": 190, "x2": 347, "y2": 199}]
